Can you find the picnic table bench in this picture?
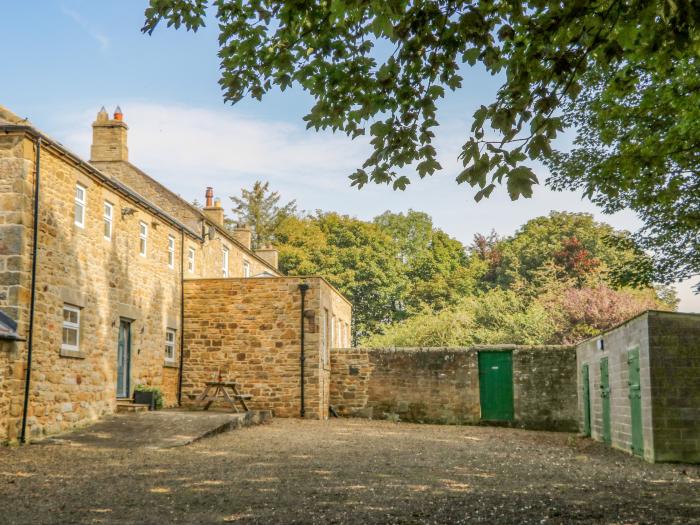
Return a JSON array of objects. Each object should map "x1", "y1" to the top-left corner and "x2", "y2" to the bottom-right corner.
[{"x1": 189, "y1": 380, "x2": 252, "y2": 413}]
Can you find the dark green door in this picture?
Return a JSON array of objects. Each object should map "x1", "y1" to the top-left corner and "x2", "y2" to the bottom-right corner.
[
  {"x1": 117, "y1": 320, "x2": 131, "y2": 398},
  {"x1": 628, "y1": 348, "x2": 644, "y2": 456},
  {"x1": 600, "y1": 357, "x2": 611, "y2": 444},
  {"x1": 479, "y1": 351, "x2": 514, "y2": 421},
  {"x1": 582, "y1": 364, "x2": 591, "y2": 437}
]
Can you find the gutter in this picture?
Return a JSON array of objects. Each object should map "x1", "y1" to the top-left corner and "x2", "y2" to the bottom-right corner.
[
  {"x1": 20, "y1": 137, "x2": 41, "y2": 444},
  {"x1": 298, "y1": 283, "x2": 309, "y2": 418},
  {"x1": 177, "y1": 228, "x2": 185, "y2": 405}
]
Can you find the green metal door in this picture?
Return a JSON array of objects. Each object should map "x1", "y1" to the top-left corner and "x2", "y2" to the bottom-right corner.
[
  {"x1": 582, "y1": 364, "x2": 591, "y2": 437},
  {"x1": 628, "y1": 348, "x2": 644, "y2": 456},
  {"x1": 479, "y1": 351, "x2": 514, "y2": 421},
  {"x1": 600, "y1": 357, "x2": 611, "y2": 444}
]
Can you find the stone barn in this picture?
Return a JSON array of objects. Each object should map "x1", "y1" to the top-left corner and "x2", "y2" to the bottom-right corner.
[{"x1": 576, "y1": 311, "x2": 700, "y2": 463}]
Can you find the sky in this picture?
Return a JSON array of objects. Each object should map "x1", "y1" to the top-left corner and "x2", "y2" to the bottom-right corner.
[{"x1": 3, "y1": 0, "x2": 698, "y2": 310}]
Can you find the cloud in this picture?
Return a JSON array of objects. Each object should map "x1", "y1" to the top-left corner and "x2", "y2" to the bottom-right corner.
[{"x1": 61, "y1": 6, "x2": 110, "y2": 51}]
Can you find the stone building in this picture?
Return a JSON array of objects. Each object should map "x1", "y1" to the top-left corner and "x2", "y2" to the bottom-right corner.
[
  {"x1": 576, "y1": 311, "x2": 700, "y2": 463},
  {"x1": 0, "y1": 105, "x2": 351, "y2": 442}
]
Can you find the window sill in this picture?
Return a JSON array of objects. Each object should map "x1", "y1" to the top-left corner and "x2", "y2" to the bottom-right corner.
[
  {"x1": 163, "y1": 361, "x2": 179, "y2": 369},
  {"x1": 60, "y1": 348, "x2": 86, "y2": 359}
]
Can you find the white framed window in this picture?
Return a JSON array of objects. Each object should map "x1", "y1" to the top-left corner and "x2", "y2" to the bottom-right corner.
[
  {"x1": 139, "y1": 221, "x2": 148, "y2": 256},
  {"x1": 103, "y1": 201, "x2": 113, "y2": 240},
  {"x1": 61, "y1": 304, "x2": 80, "y2": 352},
  {"x1": 346, "y1": 322, "x2": 351, "y2": 346},
  {"x1": 187, "y1": 247, "x2": 195, "y2": 273},
  {"x1": 222, "y1": 246, "x2": 229, "y2": 277},
  {"x1": 74, "y1": 185, "x2": 86, "y2": 228},
  {"x1": 331, "y1": 315, "x2": 336, "y2": 348},
  {"x1": 165, "y1": 328, "x2": 176, "y2": 362},
  {"x1": 243, "y1": 260, "x2": 251, "y2": 278},
  {"x1": 167, "y1": 235, "x2": 175, "y2": 269}
]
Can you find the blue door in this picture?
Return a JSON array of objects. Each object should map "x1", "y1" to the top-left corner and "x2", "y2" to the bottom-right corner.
[{"x1": 117, "y1": 320, "x2": 131, "y2": 398}]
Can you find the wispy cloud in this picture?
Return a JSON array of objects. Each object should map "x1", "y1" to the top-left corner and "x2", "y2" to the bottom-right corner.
[{"x1": 61, "y1": 6, "x2": 110, "y2": 51}]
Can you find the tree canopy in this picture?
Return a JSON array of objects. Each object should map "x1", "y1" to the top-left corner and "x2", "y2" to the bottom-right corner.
[
  {"x1": 143, "y1": 0, "x2": 698, "y2": 198},
  {"x1": 228, "y1": 180, "x2": 297, "y2": 249}
]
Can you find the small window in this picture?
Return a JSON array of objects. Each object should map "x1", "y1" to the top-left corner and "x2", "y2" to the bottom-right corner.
[
  {"x1": 222, "y1": 246, "x2": 229, "y2": 277},
  {"x1": 165, "y1": 328, "x2": 176, "y2": 362},
  {"x1": 103, "y1": 201, "x2": 113, "y2": 240},
  {"x1": 331, "y1": 315, "x2": 336, "y2": 348},
  {"x1": 74, "y1": 185, "x2": 86, "y2": 228},
  {"x1": 139, "y1": 221, "x2": 148, "y2": 256},
  {"x1": 243, "y1": 260, "x2": 250, "y2": 278},
  {"x1": 187, "y1": 247, "x2": 195, "y2": 273},
  {"x1": 62, "y1": 304, "x2": 80, "y2": 352},
  {"x1": 167, "y1": 235, "x2": 175, "y2": 269}
]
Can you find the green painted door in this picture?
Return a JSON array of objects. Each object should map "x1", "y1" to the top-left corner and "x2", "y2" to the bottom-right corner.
[
  {"x1": 600, "y1": 357, "x2": 611, "y2": 444},
  {"x1": 582, "y1": 364, "x2": 591, "y2": 437},
  {"x1": 479, "y1": 351, "x2": 514, "y2": 421},
  {"x1": 628, "y1": 348, "x2": 644, "y2": 456}
]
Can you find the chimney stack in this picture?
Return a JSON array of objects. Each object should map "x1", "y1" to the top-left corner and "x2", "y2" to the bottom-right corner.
[
  {"x1": 202, "y1": 187, "x2": 224, "y2": 227},
  {"x1": 255, "y1": 244, "x2": 279, "y2": 270},
  {"x1": 233, "y1": 223, "x2": 252, "y2": 250},
  {"x1": 90, "y1": 106, "x2": 128, "y2": 162}
]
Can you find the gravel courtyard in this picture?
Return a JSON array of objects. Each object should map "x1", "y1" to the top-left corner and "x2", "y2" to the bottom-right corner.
[{"x1": 1, "y1": 419, "x2": 698, "y2": 524}]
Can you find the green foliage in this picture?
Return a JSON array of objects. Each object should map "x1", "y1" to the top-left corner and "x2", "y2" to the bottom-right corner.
[
  {"x1": 228, "y1": 180, "x2": 297, "y2": 249},
  {"x1": 473, "y1": 212, "x2": 654, "y2": 292},
  {"x1": 276, "y1": 212, "x2": 407, "y2": 340},
  {"x1": 548, "y1": 57, "x2": 700, "y2": 291},
  {"x1": 363, "y1": 289, "x2": 556, "y2": 347},
  {"x1": 373, "y1": 210, "x2": 477, "y2": 313},
  {"x1": 143, "y1": 0, "x2": 699, "y2": 201},
  {"x1": 134, "y1": 385, "x2": 164, "y2": 410}
]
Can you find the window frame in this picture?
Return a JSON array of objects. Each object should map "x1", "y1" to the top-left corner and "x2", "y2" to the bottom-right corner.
[
  {"x1": 74, "y1": 185, "x2": 86, "y2": 228},
  {"x1": 139, "y1": 221, "x2": 148, "y2": 257},
  {"x1": 61, "y1": 304, "x2": 81, "y2": 352},
  {"x1": 103, "y1": 201, "x2": 113, "y2": 241},
  {"x1": 187, "y1": 246, "x2": 196, "y2": 273},
  {"x1": 222, "y1": 246, "x2": 229, "y2": 277},
  {"x1": 165, "y1": 328, "x2": 176, "y2": 363},
  {"x1": 243, "y1": 259, "x2": 251, "y2": 278},
  {"x1": 167, "y1": 235, "x2": 176, "y2": 269}
]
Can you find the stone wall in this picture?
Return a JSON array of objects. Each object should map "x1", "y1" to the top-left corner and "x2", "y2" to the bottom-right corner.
[
  {"x1": 182, "y1": 277, "x2": 352, "y2": 419},
  {"x1": 330, "y1": 346, "x2": 577, "y2": 431}
]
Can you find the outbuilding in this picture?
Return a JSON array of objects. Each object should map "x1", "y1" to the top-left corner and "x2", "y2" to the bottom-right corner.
[{"x1": 576, "y1": 310, "x2": 700, "y2": 463}]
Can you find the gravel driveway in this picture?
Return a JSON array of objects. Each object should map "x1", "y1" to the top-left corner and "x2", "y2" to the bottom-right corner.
[{"x1": 1, "y1": 419, "x2": 698, "y2": 524}]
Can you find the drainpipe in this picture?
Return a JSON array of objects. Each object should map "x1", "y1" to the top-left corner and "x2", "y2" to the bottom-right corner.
[
  {"x1": 298, "y1": 283, "x2": 309, "y2": 418},
  {"x1": 177, "y1": 228, "x2": 185, "y2": 406},
  {"x1": 20, "y1": 138, "x2": 41, "y2": 443}
]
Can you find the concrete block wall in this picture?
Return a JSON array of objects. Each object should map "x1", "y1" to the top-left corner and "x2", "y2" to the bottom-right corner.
[
  {"x1": 330, "y1": 346, "x2": 577, "y2": 431},
  {"x1": 647, "y1": 312, "x2": 700, "y2": 463},
  {"x1": 577, "y1": 311, "x2": 700, "y2": 463},
  {"x1": 576, "y1": 314, "x2": 653, "y2": 459}
]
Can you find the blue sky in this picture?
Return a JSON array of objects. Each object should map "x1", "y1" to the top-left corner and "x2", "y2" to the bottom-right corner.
[{"x1": 3, "y1": 0, "x2": 698, "y2": 310}]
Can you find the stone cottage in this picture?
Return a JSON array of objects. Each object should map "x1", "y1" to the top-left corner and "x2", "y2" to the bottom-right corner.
[{"x1": 0, "y1": 105, "x2": 351, "y2": 443}]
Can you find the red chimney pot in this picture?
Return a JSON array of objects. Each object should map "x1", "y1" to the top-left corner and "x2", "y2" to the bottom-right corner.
[
  {"x1": 205, "y1": 187, "x2": 214, "y2": 208},
  {"x1": 114, "y1": 106, "x2": 123, "y2": 121}
]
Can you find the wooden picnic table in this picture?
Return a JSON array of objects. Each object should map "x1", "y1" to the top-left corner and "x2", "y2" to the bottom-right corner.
[{"x1": 192, "y1": 380, "x2": 252, "y2": 413}]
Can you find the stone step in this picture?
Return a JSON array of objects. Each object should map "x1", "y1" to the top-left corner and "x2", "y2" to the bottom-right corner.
[{"x1": 116, "y1": 402, "x2": 150, "y2": 413}]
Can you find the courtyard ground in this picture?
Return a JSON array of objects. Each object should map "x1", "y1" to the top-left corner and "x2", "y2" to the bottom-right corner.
[{"x1": 0, "y1": 418, "x2": 698, "y2": 524}]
